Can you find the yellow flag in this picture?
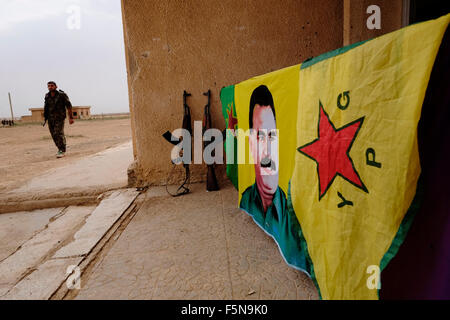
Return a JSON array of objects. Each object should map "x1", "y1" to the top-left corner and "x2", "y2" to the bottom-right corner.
[{"x1": 291, "y1": 14, "x2": 450, "y2": 299}]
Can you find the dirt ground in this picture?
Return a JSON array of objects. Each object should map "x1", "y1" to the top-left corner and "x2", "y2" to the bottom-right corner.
[{"x1": 0, "y1": 118, "x2": 132, "y2": 193}]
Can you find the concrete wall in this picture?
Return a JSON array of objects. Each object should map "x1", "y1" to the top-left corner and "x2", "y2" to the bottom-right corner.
[{"x1": 121, "y1": 0, "x2": 404, "y2": 187}]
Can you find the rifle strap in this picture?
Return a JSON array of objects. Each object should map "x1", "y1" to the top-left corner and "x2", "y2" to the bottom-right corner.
[{"x1": 165, "y1": 163, "x2": 190, "y2": 197}]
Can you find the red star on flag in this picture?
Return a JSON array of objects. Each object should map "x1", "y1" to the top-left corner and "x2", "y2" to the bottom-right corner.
[
  {"x1": 298, "y1": 101, "x2": 368, "y2": 200},
  {"x1": 227, "y1": 103, "x2": 237, "y2": 131}
]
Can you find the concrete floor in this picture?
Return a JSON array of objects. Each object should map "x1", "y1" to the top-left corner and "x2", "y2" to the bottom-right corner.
[
  {"x1": 74, "y1": 183, "x2": 319, "y2": 300},
  {"x1": 0, "y1": 208, "x2": 62, "y2": 262},
  {"x1": 0, "y1": 189, "x2": 139, "y2": 299}
]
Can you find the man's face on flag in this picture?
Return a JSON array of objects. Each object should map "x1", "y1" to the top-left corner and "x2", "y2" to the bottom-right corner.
[{"x1": 249, "y1": 105, "x2": 279, "y2": 195}]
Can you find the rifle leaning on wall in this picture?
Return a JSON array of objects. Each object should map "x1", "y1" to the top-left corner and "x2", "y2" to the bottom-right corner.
[
  {"x1": 162, "y1": 90, "x2": 192, "y2": 197},
  {"x1": 202, "y1": 90, "x2": 219, "y2": 191}
]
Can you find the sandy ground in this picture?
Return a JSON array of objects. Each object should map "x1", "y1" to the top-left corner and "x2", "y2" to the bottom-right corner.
[{"x1": 0, "y1": 118, "x2": 132, "y2": 194}]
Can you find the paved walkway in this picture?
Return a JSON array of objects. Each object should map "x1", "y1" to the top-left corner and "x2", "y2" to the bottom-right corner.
[
  {"x1": 0, "y1": 142, "x2": 133, "y2": 214},
  {"x1": 12, "y1": 141, "x2": 132, "y2": 196},
  {"x1": 0, "y1": 189, "x2": 139, "y2": 299},
  {"x1": 0, "y1": 208, "x2": 62, "y2": 262},
  {"x1": 74, "y1": 183, "x2": 318, "y2": 300}
]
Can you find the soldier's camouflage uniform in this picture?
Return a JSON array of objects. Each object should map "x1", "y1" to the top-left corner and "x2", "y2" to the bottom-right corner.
[{"x1": 44, "y1": 89, "x2": 72, "y2": 153}]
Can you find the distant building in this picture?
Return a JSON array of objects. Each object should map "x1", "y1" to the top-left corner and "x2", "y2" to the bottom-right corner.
[
  {"x1": 71, "y1": 106, "x2": 91, "y2": 119},
  {"x1": 21, "y1": 106, "x2": 91, "y2": 122}
]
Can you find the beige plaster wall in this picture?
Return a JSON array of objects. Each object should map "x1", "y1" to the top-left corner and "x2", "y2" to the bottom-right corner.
[{"x1": 121, "y1": 0, "x2": 403, "y2": 187}]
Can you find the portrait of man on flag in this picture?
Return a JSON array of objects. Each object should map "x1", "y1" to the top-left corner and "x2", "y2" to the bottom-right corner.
[
  {"x1": 236, "y1": 80, "x2": 308, "y2": 271},
  {"x1": 239, "y1": 85, "x2": 286, "y2": 233}
]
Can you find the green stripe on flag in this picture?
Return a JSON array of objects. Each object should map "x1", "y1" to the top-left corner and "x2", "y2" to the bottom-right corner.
[{"x1": 220, "y1": 85, "x2": 239, "y2": 189}]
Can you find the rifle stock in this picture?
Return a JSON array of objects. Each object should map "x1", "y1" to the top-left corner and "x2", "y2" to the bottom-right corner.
[
  {"x1": 162, "y1": 130, "x2": 180, "y2": 146},
  {"x1": 161, "y1": 91, "x2": 192, "y2": 196}
]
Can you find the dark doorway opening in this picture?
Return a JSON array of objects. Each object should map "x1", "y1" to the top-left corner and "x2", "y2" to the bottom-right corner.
[{"x1": 409, "y1": 0, "x2": 450, "y2": 24}]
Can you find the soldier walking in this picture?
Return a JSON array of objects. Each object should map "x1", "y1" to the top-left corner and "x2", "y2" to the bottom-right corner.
[{"x1": 44, "y1": 81, "x2": 74, "y2": 158}]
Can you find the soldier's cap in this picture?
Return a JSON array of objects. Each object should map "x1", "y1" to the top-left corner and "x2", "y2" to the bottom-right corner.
[{"x1": 47, "y1": 81, "x2": 57, "y2": 86}]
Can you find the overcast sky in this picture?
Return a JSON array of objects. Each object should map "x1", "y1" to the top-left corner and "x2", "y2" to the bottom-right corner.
[{"x1": 0, "y1": 0, "x2": 128, "y2": 118}]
